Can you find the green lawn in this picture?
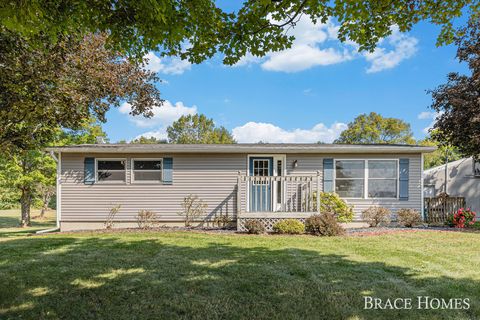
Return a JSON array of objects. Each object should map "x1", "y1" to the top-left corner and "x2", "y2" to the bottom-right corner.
[
  {"x1": 0, "y1": 228, "x2": 479, "y2": 319},
  {"x1": 0, "y1": 209, "x2": 56, "y2": 238}
]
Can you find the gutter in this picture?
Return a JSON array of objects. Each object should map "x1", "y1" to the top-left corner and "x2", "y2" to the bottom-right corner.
[{"x1": 46, "y1": 145, "x2": 438, "y2": 154}]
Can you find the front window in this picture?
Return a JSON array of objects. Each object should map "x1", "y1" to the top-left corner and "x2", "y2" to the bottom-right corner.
[
  {"x1": 368, "y1": 160, "x2": 397, "y2": 198},
  {"x1": 252, "y1": 159, "x2": 270, "y2": 185},
  {"x1": 334, "y1": 159, "x2": 399, "y2": 198},
  {"x1": 97, "y1": 160, "x2": 126, "y2": 182},
  {"x1": 253, "y1": 159, "x2": 270, "y2": 177},
  {"x1": 335, "y1": 160, "x2": 365, "y2": 198},
  {"x1": 132, "y1": 159, "x2": 162, "y2": 182}
]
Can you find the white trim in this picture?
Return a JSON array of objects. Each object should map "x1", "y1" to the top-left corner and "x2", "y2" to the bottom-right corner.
[
  {"x1": 246, "y1": 154, "x2": 286, "y2": 212},
  {"x1": 47, "y1": 144, "x2": 437, "y2": 154},
  {"x1": 241, "y1": 212, "x2": 315, "y2": 219},
  {"x1": 130, "y1": 158, "x2": 163, "y2": 184},
  {"x1": 333, "y1": 158, "x2": 400, "y2": 200},
  {"x1": 57, "y1": 152, "x2": 61, "y2": 228},
  {"x1": 95, "y1": 158, "x2": 127, "y2": 184}
]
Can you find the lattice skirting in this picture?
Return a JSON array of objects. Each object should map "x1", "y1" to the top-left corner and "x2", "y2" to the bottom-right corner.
[{"x1": 237, "y1": 218, "x2": 306, "y2": 232}]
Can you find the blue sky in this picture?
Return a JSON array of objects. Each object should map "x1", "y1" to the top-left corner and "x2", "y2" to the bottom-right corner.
[{"x1": 104, "y1": 16, "x2": 468, "y2": 143}]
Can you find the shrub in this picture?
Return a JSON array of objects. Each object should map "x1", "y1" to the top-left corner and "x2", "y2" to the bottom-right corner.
[
  {"x1": 451, "y1": 208, "x2": 476, "y2": 228},
  {"x1": 445, "y1": 213, "x2": 455, "y2": 227},
  {"x1": 104, "y1": 204, "x2": 121, "y2": 229},
  {"x1": 213, "y1": 215, "x2": 231, "y2": 228},
  {"x1": 273, "y1": 219, "x2": 305, "y2": 234},
  {"x1": 178, "y1": 194, "x2": 208, "y2": 227},
  {"x1": 136, "y1": 210, "x2": 157, "y2": 229},
  {"x1": 244, "y1": 219, "x2": 265, "y2": 234},
  {"x1": 469, "y1": 221, "x2": 480, "y2": 230},
  {"x1": 313, "y1": 192, "x2": 354, "y2": 222},
  {"x1": 361, "y1": 206, "x2": 391, "y2": 227},
  {"x1": 305, "y1": 213, "x2": 345, "y2": 236},
  {"x1": 396, "y1": 208, "x2": 422, "y2": 227}
]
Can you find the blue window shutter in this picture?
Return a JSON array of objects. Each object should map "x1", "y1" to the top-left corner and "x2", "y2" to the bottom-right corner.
[
  {"x1": 84, "y1": 157, "x2": 95, "y2": 185},
  {"x1": 163, "y1": 157, "x2": 173, "y2": 184},
  {"x1": 399, "y1": 158, "x2": 409, "y2": 200},
  {"x1": 323, "y1": 158, "x2": 334, "y2": 192}
]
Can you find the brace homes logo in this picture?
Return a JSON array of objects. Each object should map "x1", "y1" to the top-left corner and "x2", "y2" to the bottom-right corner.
[{"x1": 364, "y1": 296, "x2": 470, "y2": 310}]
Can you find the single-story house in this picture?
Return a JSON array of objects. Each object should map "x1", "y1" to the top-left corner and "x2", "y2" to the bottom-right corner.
[
  {"x1": 47, "y1": 143, "x2": 435, "y2": 231},
  {"x1": 424, "y1": 157, "x2": 480, "y2": 214}
]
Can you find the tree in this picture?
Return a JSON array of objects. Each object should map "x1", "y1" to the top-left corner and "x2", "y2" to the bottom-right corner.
[
  {"x1": 0, "y1": 31, "x2": 160, "y2": 154},
  {"x1": 0, "y1": 120, "x2": 107, "y2": 227},
  {"x1": 334, "y1": 112, "x2": 415, "y2": 144},
  {"x1": 0, "y1": 150, "x2": 56, "y2": 227},
  {"x1": 0, "y1": 1, "x2": 477, "y2": 64},
  {"x1": 130, "y1": 136, "x2": 168, "y2": 144},
  {"x1": 429, "y1": 15, "x2": 480, "y2": 158},
  {"x1": 418, "y1": 136, "x2": 462, "y2": 169},
  {"x1": 167, "y1": 114, "x2": 236, "y2": 144}
]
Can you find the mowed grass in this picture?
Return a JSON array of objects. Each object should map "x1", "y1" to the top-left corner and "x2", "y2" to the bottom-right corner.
[
  {"x1": 0, "y1": 229, "x2": 479, "y2": 320},
  {"x1": 0, "y1": 209, "x2": 56, "y2": 238}
]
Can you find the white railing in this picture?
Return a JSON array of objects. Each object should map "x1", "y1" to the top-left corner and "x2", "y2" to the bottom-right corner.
[{"x1": 236, "y1": 172, "x2": 320, "y2": 216}]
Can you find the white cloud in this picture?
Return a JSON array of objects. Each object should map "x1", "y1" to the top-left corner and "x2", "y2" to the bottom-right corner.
[
  {"x1": 417, "y1": 111, "x2": 443, "y2": 134},
  {"x1": 364, "y1": 27, "x2": 418, "y2": 73},
  {"x1": 119, "y1": 100, "x2": 197, "y2": 128},
  {"x1": 262, "y1": 45, "x2": 352, "y2": 72},
  {"x1": 232, "y1": 121, "x2": 347, "y2": 143},
  {"x1": 144, "y1": 52, "x2": 191, "y2": 75},
  {"x1": 417, "y1": 111, "x2": 436, "y2": 120},
  {"x1": 132, "y1": 129, "x2": 169, "y2": 141},
  {"x1": 233, "y1": 16, "x2": 418, "y2": 74},
  {"x1": 233, "y1": 53, "x2": 264, "y2": 67}
]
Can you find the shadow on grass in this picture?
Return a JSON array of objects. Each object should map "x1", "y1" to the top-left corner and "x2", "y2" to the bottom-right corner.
[
  {"x1": 0, "y1": 236, "x2": 478, "y2": 320},
  {"x1": 0, "y1": 216, "x2": 21, "y2": 229}
]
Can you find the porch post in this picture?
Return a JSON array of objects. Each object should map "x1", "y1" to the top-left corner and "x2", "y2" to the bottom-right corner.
[{"x1": 316, "y1": 170, "x2": 321, "y2": 213}]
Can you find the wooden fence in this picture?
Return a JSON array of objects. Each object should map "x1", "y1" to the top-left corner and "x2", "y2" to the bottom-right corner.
[{"x1": 424, "y1": 196, "x2": 465, "y2": 223}]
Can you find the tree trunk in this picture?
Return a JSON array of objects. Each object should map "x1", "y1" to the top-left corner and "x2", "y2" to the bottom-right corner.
[
  {"x1": 20, "y1": 189, "x2": 31, "y2": 227},
  {"x1": 40, "y1": 204, "x2": 47, "y2": 218},
  {"x1": 40, "y1": 191, "x2": 52, "y2": 218}
]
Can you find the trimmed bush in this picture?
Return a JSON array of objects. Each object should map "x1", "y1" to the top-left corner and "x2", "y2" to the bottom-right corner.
[
  {"x1": 273, "y1": 219, "x2": 305, "y2": 234},
  {"x1": 396, "y1": 208, "x2": 422, "y2": 227},
  {"x1": 313, "y1": 192, "x2": 354, "y2": 222},
  {"x1": 361, "y1": 206, "x2": 391, "y2": 227},
  {"x1": 244, "y1": 219, "x2": 265, "y2": 234},
  {"x1": 305, "y1": 213, "x2": 345, "y2": 236}
]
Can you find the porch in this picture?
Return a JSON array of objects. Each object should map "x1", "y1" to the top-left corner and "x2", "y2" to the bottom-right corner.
[{"x1": 236, "y1": 173, "x2": 321, "y2": 231}]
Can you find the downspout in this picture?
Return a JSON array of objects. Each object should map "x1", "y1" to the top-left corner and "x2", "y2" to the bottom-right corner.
[{"x1": 37, "y1": 151, "x2": 61, "y2": 233}]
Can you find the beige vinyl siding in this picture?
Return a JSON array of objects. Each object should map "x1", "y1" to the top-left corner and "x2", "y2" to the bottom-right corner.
[
  {"x1": 61, "y1": 153, "x2": 247, "y2": 222},
  {"x1": 60, "y1": 152, "x2": 422, "y2": 224},
  {"x1": 286, "y1": 153, "x2": 422, "y2": 220}
]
